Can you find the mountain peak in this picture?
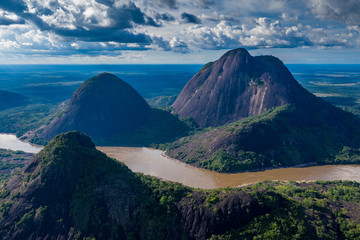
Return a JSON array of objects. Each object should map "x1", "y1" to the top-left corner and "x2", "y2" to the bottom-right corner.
[
  {"x1": 47, "y1": 131, "x2": 95, "y2": 150},
  {"x1": 223, "y1": 48, "x2": 250, "y2": 57},
  {"x1": 172, "y1": 48, "x2": 314, "y2": 127},
  {"x1": 84, "y1": 72, "x2": 121, "y2": 84},
  {"x1": 40, "y1": 73, "x2": 150, "y2": 142},
  {"x1": 24, "y1": 131, "x2": 98, "y2": 181},
  {"x1": 75, "y1": 72, "x2": 131, "y2": 94},
  {"x1": 96, "y1": 72, "x2": 113, "y2": 77}
]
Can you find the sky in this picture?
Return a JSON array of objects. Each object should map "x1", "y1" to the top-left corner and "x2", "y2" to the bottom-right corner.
[{"x1": 0, "y1": 0, "x2": 359, "y2": 64}]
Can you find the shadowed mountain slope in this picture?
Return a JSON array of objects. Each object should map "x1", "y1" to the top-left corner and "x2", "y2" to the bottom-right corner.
[
  {"x1": 0, "y1": 90, "x2": 28, "y2": 111},
  {"x1": 40, "y1": 73, "x2": 150, "y2": 141}
]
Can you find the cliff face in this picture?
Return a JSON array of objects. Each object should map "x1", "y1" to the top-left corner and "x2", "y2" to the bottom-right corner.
[
  {"x1": 40, "y1": 72, "x2": 150, "y2": 141},
  {"x1": 172, "y1": 48, "x2": 314, "y2": 128}
]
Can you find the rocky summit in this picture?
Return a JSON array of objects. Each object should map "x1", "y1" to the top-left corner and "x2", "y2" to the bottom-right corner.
[
  {"x1": 168, "y1": 48, "x2": 360, "y2": 172},
  {"x1": 40, "y1": 72, "x2": 150, "y2": 141},
  {"x1": 173, "y1": 48, "x2": 319, "y2": 128}
]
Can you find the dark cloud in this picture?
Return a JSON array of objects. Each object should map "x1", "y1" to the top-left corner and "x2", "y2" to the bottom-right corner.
[
  {"x1": 198, "y1": 0, "x2": 215, "y2": 7},
  {"x1": 308, "y1": 0, "x2": 360, "y2": 26},
  {"x1": 152, "y1": 36, "x2": 191, "y2": 53},
  {"x1": 0, "y1": 0, "x2": 26, "y2": 13},
  {"x1": 0, "y1": 1, "x2": 159, "y2": 46},
  {"x1": 106, "y1": 2, "x2": 160, "y2": 28},
  {"x1": 181, "y1": 12, "x2": 202, "y2": 24},
  {"x1": 57, "y1": 29, "x2": 152, "y2": 44},
  {"x1": 158, "y1": 0, "x2": 177, "y2": 9},
  {"x1": 0, "y1": 16, "x2": 25, "y2": 25},
  {"x1": 94, "y1": 0, "x2": 115, "y2": 6},
  {"x1": 156, "y1": 13, "x2": 175, "y2": 22}
]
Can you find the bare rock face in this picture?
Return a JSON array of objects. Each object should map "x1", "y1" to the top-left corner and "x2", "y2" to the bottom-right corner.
[
  {"x1": 169, "y1": 48, "x2": 360, "y2": 173},
  {"x1": 40, "y1": 72, "x2": 150, "y2": 141},
  {"x1": 172, "y1": 48, "x2": 313, "y2": 128}
]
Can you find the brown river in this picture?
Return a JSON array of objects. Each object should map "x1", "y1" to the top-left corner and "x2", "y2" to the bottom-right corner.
[
  {"x1": 1, "y1": 134, "x2": 359, "y2": 189},
  {"x1": 98, "y1": 146, "x2": 360, "y2": 189}
]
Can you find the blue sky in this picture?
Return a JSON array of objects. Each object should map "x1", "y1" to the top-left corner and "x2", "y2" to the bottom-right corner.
[{"x1": 0, "y1": 0, "x2": 359, "y2": 64}]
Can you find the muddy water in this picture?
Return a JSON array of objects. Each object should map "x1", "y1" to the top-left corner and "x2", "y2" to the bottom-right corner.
[
  {"x1": 98, "y1": 147, "x2": 360, "y2": 189},
  {"x1": 0, "y1": 134, "x2": 42, "y2": 153},
  {"x1": 1, "y1": 133, "x2": 358, "y2": 189}
]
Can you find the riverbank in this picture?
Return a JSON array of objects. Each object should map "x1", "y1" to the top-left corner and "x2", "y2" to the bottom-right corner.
[
  {"x1": 161, "y1": 150, "x2": 319, "y2": 173},
  {"x1": 99, "y1": 146, "x2": 360, "y2": 189},
  {"x1": 1, "y1": 133, "x2": 360, "y2": 189}
]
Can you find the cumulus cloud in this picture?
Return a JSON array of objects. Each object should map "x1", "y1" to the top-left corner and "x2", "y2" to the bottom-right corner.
[
  {"x1": 0, "y1": 0, "x2": 359, "y2": 61},
  {"x1": 184, "y1": 19, "x2": 310, "y2": 49},
  {"x1": 0, "y1": 0, "x2": 162, "y2": 48}
]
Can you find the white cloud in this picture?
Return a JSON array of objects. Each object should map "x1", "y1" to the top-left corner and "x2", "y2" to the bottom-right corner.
[
  {"x1": 183, "y1": 18, "x2": 309, "y2": 49},
  {"x1": 0, "y1": 0, "x2": 359, "y2": 63},
  {"x1": 40, "y1": 8, "x2": 77, "y2": 30},
  {"x1": 0, "y1": 39, "x2": 20, "y2": 49}
]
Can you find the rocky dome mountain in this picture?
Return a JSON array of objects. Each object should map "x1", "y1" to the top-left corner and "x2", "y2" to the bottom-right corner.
[
  {"x1": 173, "y1": 48, "x2": 322, "y2": 128},
  {"x1": 40, "y1": 73, "x2": 150, "y2": 141},
  {"x1": 167, "y1": 48, "x2": 360, "y2": 172}
]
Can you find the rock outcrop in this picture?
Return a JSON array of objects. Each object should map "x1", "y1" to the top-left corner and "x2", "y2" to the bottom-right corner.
[
  {"x1": 168, "y1": 48, "x2": 360, "y2": 172},
  {"x1": 173, "y1": 48, "x2": 317, "y2": 128}
]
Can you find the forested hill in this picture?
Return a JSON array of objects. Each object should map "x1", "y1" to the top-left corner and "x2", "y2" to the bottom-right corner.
[{"x1": 0, "y1": 131, "x2": 360, "y2": 239}]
